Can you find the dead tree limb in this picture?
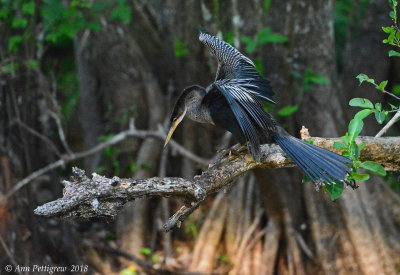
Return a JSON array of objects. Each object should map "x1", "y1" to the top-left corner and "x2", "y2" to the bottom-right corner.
[
  {"x1": 34, "y1": 133, "x2": 400, "y2": 231},
  {"x1": 3, "y1": 120, "x2": 209, "y2": 203}
]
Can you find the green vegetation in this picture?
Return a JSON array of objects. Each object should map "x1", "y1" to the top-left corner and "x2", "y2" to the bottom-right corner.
[{"x1": 326, "y1": 0, "x2": 400, "y2": 199}]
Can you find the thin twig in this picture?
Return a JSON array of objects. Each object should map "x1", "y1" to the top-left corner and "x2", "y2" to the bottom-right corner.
[
  {"x1": 0, "y1": 234, "x2": 22, "y2": 275},
  {"x1": 163, "y1": 202, "x2": 203, "y2": 231},
  {"x1": 293, "y1": 230, "x2": 314, "y2": 259},
  {"x1": 48, "y1": 111, "x2": 73, "y2": 155},
  {"x1": 375, "y1": 109, "x2": 400, "y2": 137},
  {"x1": 12, "y1": 119, "x2": 62, "y2": 157},
  {"x1": 372, "y1": 83, "x2": 400, "y2": 101}
]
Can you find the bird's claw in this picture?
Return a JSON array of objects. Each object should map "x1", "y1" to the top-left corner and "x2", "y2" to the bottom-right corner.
[
  {"x1": 212, "y1": 143, "x2": 249, "y2": 166},
  {"x1": 344, "y1": 178, "x2": 358, "y2": 189}
]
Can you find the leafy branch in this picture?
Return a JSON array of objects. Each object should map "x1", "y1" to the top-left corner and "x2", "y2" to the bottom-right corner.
[{"x1": 326, "y1": 0, "x2": 400, "y2": 200}]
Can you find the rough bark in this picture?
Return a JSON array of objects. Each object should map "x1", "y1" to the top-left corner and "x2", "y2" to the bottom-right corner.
[{"x1": 34, "y1": 135, "x2": 400, "y2": 221}]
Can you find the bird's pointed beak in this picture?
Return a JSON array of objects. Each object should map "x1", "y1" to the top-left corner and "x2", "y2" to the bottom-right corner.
[
  {"x1": 164, "y1": 108, "x2": 187, "y2": 147},
  {"x1": 164, "y1": 120, "x2": 180, "y2": 147}
]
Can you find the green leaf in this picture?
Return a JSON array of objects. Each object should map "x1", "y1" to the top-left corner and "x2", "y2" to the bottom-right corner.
[
  {"x1": 325, "y1": 181, "x2": 344, "y2": 200},
  {"x1": 257, "y1": 27, "x2": 288, "y2": 44},
  {"x1": 374, "y1": 109, "x2": 385, "y2": 124},
  {"x1": 342, "y1": 151, "x2": 350, "y2": 157},
  {"x1": 255, "y1": 27, "x2": 288, "y2": 46},
  {"x1": 264, "y1": 0, "x2": 271, "y2": 12},
  {"x1": 359, "y1": 142, "x2": 368, "y2": 151},
  {"x1": 389, "y1": 50, "x2": 400, "y2": 57},
  {"x1": 375, "y1": 102, "x2": 382, "y2": 111},
  {"x1": 219, "y1": 254, "x2": 230, "y2": 264},
  {"x1": 350, "y1": 141, "x2": 359, "y2": 160},
  {"x1": 2, "y1": 63, "x2": 19, "y2": 74},
  {"x1": 99, "y1": 134, "x2": 115, "y2": 142},
  {"x1": 359, "y1": 161, "x2": 386, "y2": 176},
  {"x1": 151, "y1": 253, "x2": 160, "y2": 264},
  {"x1": 349, "y1": 98, "x2": 374, "y2": 109},
  {"x1": 22, "y1": 1, "x2": 35, "y2": 15},
  {"x1": 351, "y1": 172, "x2": 370, "y2": 181},
  {"x1": 356, "y1": 74, "x2": 375, "y2": 85},
  {"x1": 173, "y1": 38, "x2": 188, "y2": 57},
  {"x1": 93, "y1": 1, "x2": 113, "y2": 12},
  {"x1": 389, "y1": 103, "x2": 399, "y2": 110},
  {"x1": 348, "y1": 118, "x2": 363, "y2": 141},
  {"x1": 141, "y1": 163, "x2": 151, "y2": 169},
  {"x1": 333, "y1": 142, "x2": 347, "y2": 149},
  {"x1": 223, "y1": 31, "x2": 235, "y2": 46},
  {"x1": 302, "y1": 69, "x2": 330, "y2": 91},
  {"x1": 110, "y1": 4, "x2": 132, "y2": 24},
  {"x1": 393, "y1": 85, "x2": 400, "y2": 96},
  {"x1": 241, "y1": 37, "x2": 257, "y2": 54},
  {"x1": 256, "y1": 27, "x2": 272, "y2": 43},
  {"x1": 382, "y1": 26, "x2": 394, "y2": 33},
  {"x1": 26, "y1": 59, "x2": 39, "y2": 71},
  {"x1": 87, "y1": 22, "x2": 101, "y2": 31},
  {"x1": 376, "y1": 80, "x2": 388, "y2": 91},
  {"x1": 120, "y1": 267, "x2": 137, "y2": 275},
  {"x1": 291, "y1": 71, "x2": 302, "y2": 79},
  {"x1": 129, "y1": 162, "x2": 137, "y2": 173},
  {"x1": 277, "y1": 105, "x2": 298, "y2": 117},
  {"x1": 340, "y1": 135, "x2": 349, "y2": 145},
  {"x1": 254, "y1": 58, "x2": 264, "y2": 75},
  {"x1": 139, "y1": 247, "x2": 151, "y2": 256},
  {"x1": 12, "y1": 18, "x2": 28, "y2": 29},
  {"x1": 260, "y1": 33, "x2": 288, "y2": 43},
  {"x1": 105, "y1": 231, "x2": 115, "y2": 239},
  {"x1": 303, "y1": 138, "x2": 315, "y2": 144},
  {"x1": 354, "y1": 109, "x2": 373, "y2": 120},
  {"x1": 8, "y1": 35, "x2": 23, "y2": 52},
  {"x1": 390, "y1": 10, "x2": 396, "y2": 21},
  {"x1": 383, "y1": 30, "x2": 396, "y2": 44}
]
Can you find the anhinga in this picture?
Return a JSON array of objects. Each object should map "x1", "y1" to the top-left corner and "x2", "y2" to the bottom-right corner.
[{"x1": 164, "y1": 28, "x2": 352, "y2": 185}]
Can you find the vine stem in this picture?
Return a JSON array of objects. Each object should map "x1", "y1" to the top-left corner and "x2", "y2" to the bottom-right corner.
[
  {"x1": 371, "y1": 82, "x2": 400, "y2": 101},
  {"x1": 375, "y1": 109, "x2": 400, "y2": 137}
]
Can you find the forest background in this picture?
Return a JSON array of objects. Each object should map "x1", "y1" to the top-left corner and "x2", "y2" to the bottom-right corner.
[{"x1": 1, "y1": 0, "x2": 400, "y2": 274}]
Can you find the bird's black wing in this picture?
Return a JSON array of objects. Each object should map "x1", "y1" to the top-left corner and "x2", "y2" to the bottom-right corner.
[
  {"x1": 210, "y1": 79, "x2": 277, "y2": 160},
  {"x1": 199, "y1": 28, "x2": 275, "y2": 104},
  {"x1": 202, "y1": 88, "x2": 245, "y2": 142}
]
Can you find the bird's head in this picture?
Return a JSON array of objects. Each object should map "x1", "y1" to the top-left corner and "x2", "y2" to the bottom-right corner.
[{"x1": 164, "y1": 85, "x2": 205, "y2": 147}]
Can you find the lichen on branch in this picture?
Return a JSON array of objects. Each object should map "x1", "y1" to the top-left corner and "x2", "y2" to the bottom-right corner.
[{"x1": 34, "y1": 134, "x2": 400, "y2": 231}]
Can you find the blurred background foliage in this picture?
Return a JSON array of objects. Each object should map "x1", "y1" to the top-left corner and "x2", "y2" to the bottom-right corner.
[{"x1": 1, "y1": 0, "x2": 400, "y2": 274}]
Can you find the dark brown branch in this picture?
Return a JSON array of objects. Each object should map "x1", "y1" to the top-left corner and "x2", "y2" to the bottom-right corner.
[{"x1": 34, "y1": 133, "x2": 400, "y2": 231}]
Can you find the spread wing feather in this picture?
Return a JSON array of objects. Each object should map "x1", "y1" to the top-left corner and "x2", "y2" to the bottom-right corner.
[{"x1": 199, "y1": 28, "x2": 275, "y2": 104}]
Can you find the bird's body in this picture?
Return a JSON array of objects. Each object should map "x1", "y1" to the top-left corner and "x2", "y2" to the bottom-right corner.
[{"x1": 165, "y1": 28, "x2": 352, "y2": 185}]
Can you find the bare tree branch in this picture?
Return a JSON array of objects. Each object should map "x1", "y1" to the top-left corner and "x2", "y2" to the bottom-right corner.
[
  {"x1": 12, "y1": 118, "x2": 62, "y2": 157},
  {"x1": 34, "y1": 132, "x2": 400, "y2": 231},
  {"x1": 48, "y1": 111, "x2": 73, "y2": 155},
  {"x1": 2, "y1": 121, "x2": 209, "y2": 203}
]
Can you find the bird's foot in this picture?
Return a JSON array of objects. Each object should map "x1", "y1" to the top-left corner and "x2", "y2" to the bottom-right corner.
[
  {"x1": 344, "y1": 178, "x2": 358, "y2": 189},
  {"x1": 212, "y1": 143, "x2": 249, "y2": 166}
]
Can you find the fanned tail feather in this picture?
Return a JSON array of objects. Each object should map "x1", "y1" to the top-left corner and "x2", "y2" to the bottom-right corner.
[{"x1": 271, "y1": 127, "x2": 352, "y2": 184}]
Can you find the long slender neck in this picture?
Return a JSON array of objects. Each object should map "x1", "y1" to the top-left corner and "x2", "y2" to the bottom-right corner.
[{"x1": 186, "y1": 96, "x2": 213, "y2": 124}]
